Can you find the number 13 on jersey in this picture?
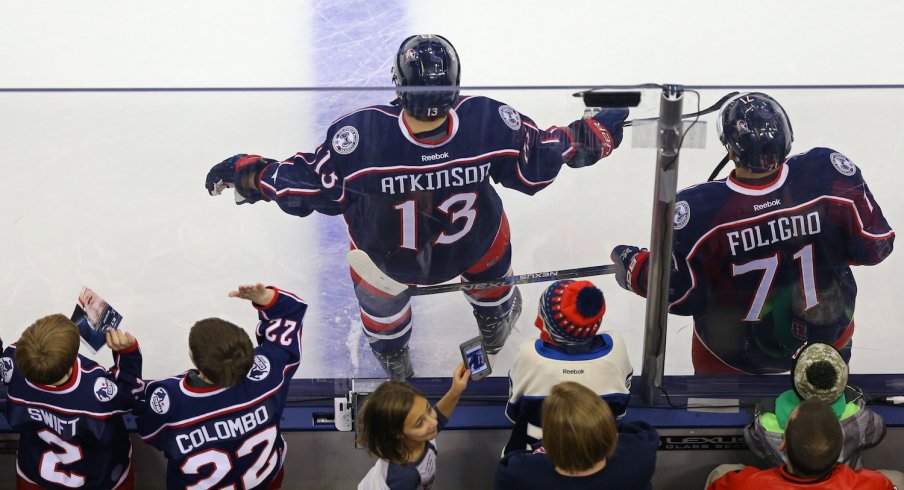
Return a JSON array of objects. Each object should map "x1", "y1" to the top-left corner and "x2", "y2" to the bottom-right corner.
[{"x1": 393, "y1": 192, "x2": 478, "y2": 250}]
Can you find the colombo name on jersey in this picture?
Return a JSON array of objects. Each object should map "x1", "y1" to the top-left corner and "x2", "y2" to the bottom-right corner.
[
  {"x1": 135, "y1": 288, "x2": 306, "y2": 489},
  {"x1": 255, "y1": 96, "x2": 576, "y2": 284},
  {"x1": 1, "y1": 342, "x2": 143, "y2": 489},
  {"x1": 668, "y1": 148, "x2": 894, "y2": 373}
]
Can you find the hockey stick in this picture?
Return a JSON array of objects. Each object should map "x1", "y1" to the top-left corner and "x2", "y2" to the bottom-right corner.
[
  {"x1": 621, "y1": 91, "x2": 739, "y2": 127},
  {"x1": 347, "y1": 249, "x2": 616, "y2": 297}
]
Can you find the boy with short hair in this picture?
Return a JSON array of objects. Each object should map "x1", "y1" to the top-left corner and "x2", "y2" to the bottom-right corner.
[
  {"x1": 1, "y1": 313, "x2": 143, "y2": 489},
  {"x1": 745, "y1": 342, "x2": 886, "y2": 470},
  {"x1": 135, "y1": 283, "x2": 306, "y2": 489}
]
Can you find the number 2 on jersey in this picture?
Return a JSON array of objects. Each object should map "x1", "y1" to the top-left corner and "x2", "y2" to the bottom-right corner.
[
  {"x1": 731, "y1": 244, "x2": 818, "y2": 321},
  {"x1": 37, "y1": 429, "x2": 86, "y2": 488},
  {"x1": 394, "y1": 192, "x2": 477, "y2": 250}
]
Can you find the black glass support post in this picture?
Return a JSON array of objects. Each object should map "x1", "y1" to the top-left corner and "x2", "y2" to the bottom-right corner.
[{"x1": 641, "y1": 85, "x2": 684, "y2": 404}]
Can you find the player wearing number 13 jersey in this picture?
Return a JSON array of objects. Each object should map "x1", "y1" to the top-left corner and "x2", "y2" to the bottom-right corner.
[
  {"x1": 135, "y1": 284, "x2": 306, "y2": 489},
  {"x1": 205, "y1": 34, "x2": 628, "y2": 379},
  {"x1": 611, "y1": 93, "x2": 894, "y2": 374}
]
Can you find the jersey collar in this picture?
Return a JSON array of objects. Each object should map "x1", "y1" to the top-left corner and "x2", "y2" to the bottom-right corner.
[
  {"x1": 180, "y1": 375, "x2": 228, "y2": 397},
  {"x1": 398, "y1": 108, "x2": 459, "y2": 148},
  {"x1": 29, "y1": 359, "x2": 80, "y2": 394},
  {"x1": 726, "y1": 163, "x2": 788, "y2": 196}
]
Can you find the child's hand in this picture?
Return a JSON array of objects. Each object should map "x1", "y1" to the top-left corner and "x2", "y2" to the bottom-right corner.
[
  {"x1": 228, "y1": 283, "x2": 275, "y2": 306},
  {"x1": 450, "y1": 361, "x2": 470, "y2": 395},
  {"x1": 106, "y1": 330, "x2": 136, "y2": 352}
]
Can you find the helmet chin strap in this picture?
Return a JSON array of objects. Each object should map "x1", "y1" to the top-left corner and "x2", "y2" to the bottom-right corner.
[{"x1": 707, "y1": 153, "x2": 732, "y2": 182}]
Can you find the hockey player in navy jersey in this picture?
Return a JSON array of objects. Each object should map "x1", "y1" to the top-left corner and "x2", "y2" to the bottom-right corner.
[
  {"x1": 205, "y1": 34, "x2": 629, "y2": 379},
  {"x1": 504, "y1": 280, "x2": 633, "y2": 454},
  {"x1": 1, "y1": 315, "x2": 143, "y2": 489},
  {"x1": 611, "y1": 92, "x2": 894, "y2": 375},
  {"x1": 135, "y1": 283, "x2": 305, "y2": 489}
]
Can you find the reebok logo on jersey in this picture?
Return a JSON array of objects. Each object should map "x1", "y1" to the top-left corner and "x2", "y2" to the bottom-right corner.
[
  {"x1": 753, "y1": 199, "x2": 781, "y2": 212},
  {"x1": 421, "y1": 152, "x2": 449, "y2": 162},
  {"x1": 562, "y1": 368, "x2": 585, "y2": 375}
]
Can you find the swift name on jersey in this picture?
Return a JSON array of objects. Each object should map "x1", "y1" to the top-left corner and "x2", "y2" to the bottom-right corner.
[{"x1": 24, "y1": 407, "x2": 79, "y2": 437}]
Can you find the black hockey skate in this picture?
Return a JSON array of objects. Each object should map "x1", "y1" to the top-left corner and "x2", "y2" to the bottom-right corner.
[
  {"x1": 473, "y1": 287, "x2": 522, "y2": 355},
  {"x1": 373, "y1": 345, "x2": 414, "y2": 380}
]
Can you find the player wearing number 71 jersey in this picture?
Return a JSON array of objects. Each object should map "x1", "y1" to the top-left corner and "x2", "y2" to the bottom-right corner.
[
  {"x1": 135, "y1": 284, "x2": 306, "y2": 489},
  {"x1": 611, "y1": 93, "x2": 894, "y2": 375},
  {"x1": 204, "y1": 34, "x2": 628, "y2": 379}
]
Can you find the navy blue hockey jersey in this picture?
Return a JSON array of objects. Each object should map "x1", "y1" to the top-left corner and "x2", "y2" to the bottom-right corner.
[
  {"x1": 256, "y1": 96, "x2": 575, "y2": 284},
  {"x1": 1, "y1": 344, "x2": 143, "y2": 489},
  {"x1": 669, "y1": 148, "x2": 894, "y2": 373},
  {"x1": 135, "y1": 288, "x2": 306, "y2": 489}
]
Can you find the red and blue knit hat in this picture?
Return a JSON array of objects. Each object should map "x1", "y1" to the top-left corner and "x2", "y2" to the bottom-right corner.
[{"x1": 535, "y1": 280, "x2": 606, "y2": 346}]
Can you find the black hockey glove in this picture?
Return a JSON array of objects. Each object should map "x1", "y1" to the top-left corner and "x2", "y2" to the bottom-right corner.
[
  {"x1": 565, "y1": 108, "x2": 629, "y2": 168},
  {"x1": 611, "y1": 245, "x2": 649, "y2": 296},
  {"x1": 205, "y1": 154, "x2": 275, "y2": 204}
]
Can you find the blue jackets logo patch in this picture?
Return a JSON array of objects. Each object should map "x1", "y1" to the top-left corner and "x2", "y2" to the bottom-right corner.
[
  {"x1": 830, "y1": 152, "x2": 856, "y2": 176},
  {"x1": 674, "y1": 201, "x2": 691, "y2": 230},
  {"x1": 248, "y1": 355, "x2": 271, "y2": 381},
  {"x1": 150, "y1": 387, "x2": 170, "y2": 414},
  {"x1": 498, "y1": 105, "x2": 522, "y2": 131},
  {"x1": 332, "y1": 126, "x2": 360, "y2": 155},
  {"x1": 94, "y1": 377, "x2": 118, "y2": 402},
  {"x1": 0, "y1": 357, "x2": 12, "y2": 384}
]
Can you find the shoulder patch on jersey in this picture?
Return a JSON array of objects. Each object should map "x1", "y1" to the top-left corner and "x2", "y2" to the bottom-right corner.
[
  {"x1": 0, "y1": 357, "x2": 13, "y2": 384},
  {"x1": 332, "y1": 125, "x2": 360, "y2": 155},
  {"x1": 247, "y1": 355, "x2": 271, "y2": 381},
  {"x1": 674, "y1": 201, "x2": 691, "y2": 230},
  {"x1": 94, "y1": 377, "x2": 118, "y2": 402},
  {"x1": 149, "y1": 386, "x2": 170, "y2": 414},
  {"x1": 830, "y1": 152, "x2": 857, "y2": 176},
  {"x1": 498, "y1": 105, "x2": 522, "y2": 131}
]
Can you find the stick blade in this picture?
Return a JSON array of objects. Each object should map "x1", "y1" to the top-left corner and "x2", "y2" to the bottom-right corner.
[{"x1": 346, "y1": 249, "x2": 408, "y2": 296}]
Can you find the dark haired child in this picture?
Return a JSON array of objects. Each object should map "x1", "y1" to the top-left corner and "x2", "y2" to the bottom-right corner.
[
  {"x1": 1, "y1": 314, "x2": 142, "y2": 489},
  {"x1": 135, "y1": 283, "x2": 306, "y2": 489},
  {"x1": 357, "y1": 362, "x2": 469, "y2": 489},
  {"x1": 744, "y1": 342, "x2": 886, "y2": 469}
]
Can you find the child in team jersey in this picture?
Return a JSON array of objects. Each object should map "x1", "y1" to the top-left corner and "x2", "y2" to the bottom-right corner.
[
  {"x1": 135, "y1": 283, "x2": 306, "y2": 489},
  {"x1": 357, "y1": 362, "x2": 470, "y2": 489},
  {"x1": 0, "y1": 315, "x2": 143, "y2": 489}
]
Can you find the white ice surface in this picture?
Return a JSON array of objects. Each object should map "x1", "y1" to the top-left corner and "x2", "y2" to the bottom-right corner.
[{"x1": 0, "y1": 1, "x2": 902, "y2": 379}]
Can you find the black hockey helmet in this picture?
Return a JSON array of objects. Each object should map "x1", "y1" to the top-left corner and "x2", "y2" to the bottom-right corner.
[
  {"x1": 392, "y1": 34, "x2": 460, "y2": 119},
  {"x1": 717, "y1": 92, "x2": 794, "y2": 173}
]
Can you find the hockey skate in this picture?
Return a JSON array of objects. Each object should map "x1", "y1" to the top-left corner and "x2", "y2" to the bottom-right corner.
[
  {"x1": 473, "y1": 287, "x2": 522, "y2": 355},
  {"x1": 373, "y1": 345, "x2": 414, "y2": 380}
]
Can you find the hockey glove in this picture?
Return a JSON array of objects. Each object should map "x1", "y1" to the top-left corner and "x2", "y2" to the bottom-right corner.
[
  {"x1": 205, "y1": 154, "x2": 275, "y2": 204},
  {"x1": 565, "y1": 108, "x2": 629, "y2": 168},
  {"x1": 611, "y1": 245, "x2": 650, "y2": 296}
]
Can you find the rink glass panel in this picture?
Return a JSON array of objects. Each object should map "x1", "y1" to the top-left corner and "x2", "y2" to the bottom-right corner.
[{"x1": 0, "y1": 87, "x2": 900, "y2": 381}]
